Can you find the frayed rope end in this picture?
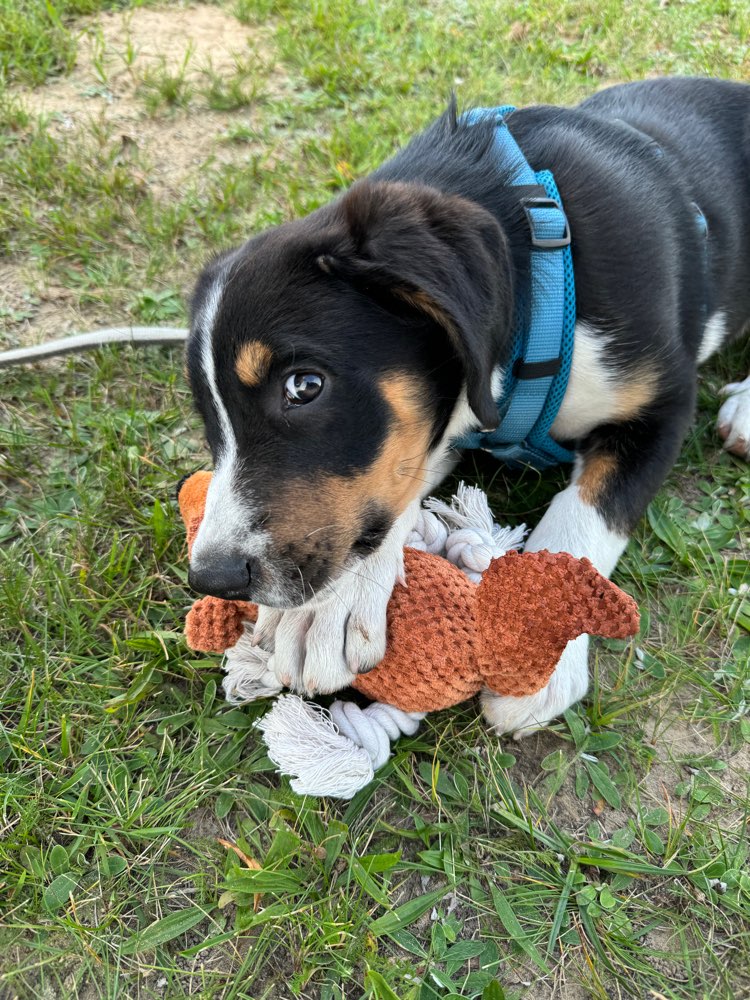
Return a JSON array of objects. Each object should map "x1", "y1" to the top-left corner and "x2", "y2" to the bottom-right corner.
[
  {"x1": 256, "y1": 695, "x2": 375, "y2": 799},
  {"x1": 255, "y1": 695, "x2": 424, "y2": 799}
]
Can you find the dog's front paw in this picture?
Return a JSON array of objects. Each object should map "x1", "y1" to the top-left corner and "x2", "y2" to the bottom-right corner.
[
  {"x1": 262, "y1": 573, "x2": 392, "y2": 696},
  {"x1": 718, "y1": 376, "x2": 750, "y2": 459},
  {"x1": 301, "y1": 594, "x2": 388, "y2": 694},
  {"x1": 481, "y1": 635, "x2": 589, "y2": 739}
]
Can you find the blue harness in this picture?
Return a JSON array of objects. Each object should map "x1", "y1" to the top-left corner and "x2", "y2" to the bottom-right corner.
[{"x1": 454, "y1": 107, "x2": 576, "y2": 469}]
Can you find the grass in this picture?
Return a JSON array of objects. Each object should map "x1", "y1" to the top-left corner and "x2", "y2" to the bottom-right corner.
[{"x1": 1, "y1": 0, "x2": 749, "y2": 997}]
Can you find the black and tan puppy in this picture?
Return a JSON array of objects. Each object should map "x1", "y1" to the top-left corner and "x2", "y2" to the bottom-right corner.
[{"x1": 186, "y1": 77, "x2": 750, "y2": 734}]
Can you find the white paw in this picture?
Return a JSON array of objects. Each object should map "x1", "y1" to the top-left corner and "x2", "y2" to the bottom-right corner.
[
  {"x1": 718, "y1": 376, "x2": 750, "y2": 459},
  {"x1": 259, "y1": 567, "x2": 393, "y2": 696},
  {"x1": 267, "y1": 606, "x2": 314, "y2": 690},
  {"x1": 223, "y1": 628, "x2": 282, "y2": 704},
  {"x1": 481, "y1": 635, "x2": 589, "y2": 738}
]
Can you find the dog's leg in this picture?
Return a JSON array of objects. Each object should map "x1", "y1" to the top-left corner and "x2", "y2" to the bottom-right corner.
[
  {"x1": 482, "y1": 402, "x2": 694, "y2": 737},
  {"x1": 480, "y1": 477, "x2": 627, "y2": 737},
  {"x1": 718, "y1": 373, "x2": 750, "y2": 459},
  {"x1": 256, "y1": 499, "x2": 421, "y2": 695}
]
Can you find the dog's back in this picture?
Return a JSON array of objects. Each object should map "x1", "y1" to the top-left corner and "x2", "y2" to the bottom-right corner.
[{"x1": 579, "y1": 77, "x2": 750, "y2": 342}]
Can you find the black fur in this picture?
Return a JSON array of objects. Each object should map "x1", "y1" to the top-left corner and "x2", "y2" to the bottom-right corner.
[{"x1": 187, "y1": 77, "x2": 750, "y2": 601}]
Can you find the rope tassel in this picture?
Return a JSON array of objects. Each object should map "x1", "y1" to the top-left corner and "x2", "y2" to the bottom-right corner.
[
  {"x1": 256, "y1": 695, "x2": 424, "y2": 798},
  {"x1": 424, "y1": 483, "x2": 527, "y2": 581},
  {"x1": 222, "y1": 482, "x2": 525, "y2": 797}
]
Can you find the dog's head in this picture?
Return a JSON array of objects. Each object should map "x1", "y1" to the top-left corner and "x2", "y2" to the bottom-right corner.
[{"x1": 186, "y1": 179, "x2": 511, "y2": 607}]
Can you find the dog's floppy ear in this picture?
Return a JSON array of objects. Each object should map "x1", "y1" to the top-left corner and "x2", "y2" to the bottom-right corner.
[{"x1": 319, "y1": 180, "x2": 512, "y2": 429}]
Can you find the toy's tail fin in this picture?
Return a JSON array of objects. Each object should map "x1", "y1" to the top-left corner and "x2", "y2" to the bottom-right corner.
[
  {"x1": 557, "y1": 553, "x2": 641, "y2": 640},
  {"x1": 475, "y1": 550, "x2": 640, "y2": 697}
]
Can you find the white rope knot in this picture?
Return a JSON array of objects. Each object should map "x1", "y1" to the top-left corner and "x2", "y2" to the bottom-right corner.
[
  {"x1": 256, "y1": 695, "x2": 424, "y2": 798},
  {"x1": 222, "y1": 629, "x2": 281, "y2": 704},
  {"x1": 405, "y1": 508, "x2": 449, "y2": 554},
  {"x1": 416, "y1": 482, "x2": 526, "y2": 582},
  {"x1": 222, "y1": 481, "x2": 527, "y2": 797}
]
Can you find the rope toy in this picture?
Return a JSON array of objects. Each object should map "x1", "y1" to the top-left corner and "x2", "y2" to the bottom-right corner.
[{"x1": 178, "y1": 472, "x2": 639, "y2": 798}]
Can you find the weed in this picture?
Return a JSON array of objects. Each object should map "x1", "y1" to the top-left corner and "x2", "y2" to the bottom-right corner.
[
  {"x1": 138, "y1": 46, "x2": 196, "y2": 115},
  {"x1": 1, "y1": 0, "x2": 749, "y2": 996},
  {"x1": 200, "y1": 59, "x2": 263, "y2": 111},
  {"x1": 0, "y1": 0, "x2": 77, "y2": 85}
]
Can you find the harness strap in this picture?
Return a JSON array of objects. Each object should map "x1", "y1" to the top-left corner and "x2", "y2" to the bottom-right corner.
[{"x1": 454, "y1": 107, "x2": 576, "y2": 469}]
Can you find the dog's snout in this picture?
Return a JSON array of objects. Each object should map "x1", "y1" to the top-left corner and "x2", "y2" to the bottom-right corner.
[{"x1": 188, "y1": 555, "x2": 256, "y2": 601}]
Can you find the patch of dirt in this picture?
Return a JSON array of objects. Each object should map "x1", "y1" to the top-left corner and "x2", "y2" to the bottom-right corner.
[
  {"x1": 509, "y1": 729, "x2": 607, "y2": 837},
  {"x1": 520, "y1": 972, "x2": 592, "y2": 1000},
  {"x1": 13, "y1": 4, "x2": 290, "y2": 197},
  {"x1": 4, "y1": 4, "x2": 296, "y2": 351},
  {"x1": 641, "y1": 713, "x2": 750, "y2": 828},
  {"x1": 508, "y1": 700, "x2": 750, "y2": 851},
  {"x1": 640, "y1": 925, "x2": 692, "y2": 986},
  {"x1": 0, "y1": 262, "x2": 101, "y2": 349}
]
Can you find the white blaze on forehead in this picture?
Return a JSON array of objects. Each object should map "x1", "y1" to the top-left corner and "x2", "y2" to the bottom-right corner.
[
  {"x1": 198, "y1": 273, "x2": 237, "y2": 466},
  {"x1": 191, "y1": 272, "x2": 268, "y2": 564}
]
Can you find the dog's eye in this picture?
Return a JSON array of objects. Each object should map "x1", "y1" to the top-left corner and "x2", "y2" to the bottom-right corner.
[{"x1": 284, "y1": 372, "x2": 324, "y2": 405}]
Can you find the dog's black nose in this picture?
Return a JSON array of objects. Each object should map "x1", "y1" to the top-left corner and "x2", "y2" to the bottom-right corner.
[{"x1": 188, "y1": 557, "x2": 255, "y2": 600}]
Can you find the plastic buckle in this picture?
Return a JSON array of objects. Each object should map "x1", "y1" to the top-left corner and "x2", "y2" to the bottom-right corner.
[{"x1": 521, "y1": 196, "x2": 571, "y2": 250}]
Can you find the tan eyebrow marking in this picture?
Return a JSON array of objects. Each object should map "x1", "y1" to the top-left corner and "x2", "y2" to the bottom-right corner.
[{"x1": 235, "y1": 341, "x2": 273, "y2": 387}]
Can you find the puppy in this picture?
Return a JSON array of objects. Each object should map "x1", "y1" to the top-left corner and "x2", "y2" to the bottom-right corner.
[{"x1": 185, "y1": 77, "x2": 750, "y2": 734}]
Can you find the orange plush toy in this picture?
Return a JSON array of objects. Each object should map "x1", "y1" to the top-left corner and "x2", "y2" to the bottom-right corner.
[{"x1": 178, "y1": 471, "x2": 639, "y2": 798}]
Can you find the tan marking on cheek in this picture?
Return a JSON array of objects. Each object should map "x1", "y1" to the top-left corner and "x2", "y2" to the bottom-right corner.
[
  {"x1": 363, "y1": 373, "x2": 434, "y2": 510},
  {"x1": 269, "y1": 374, "x2": 433, "y2": 553},
  {"x1": 612, "y1": 366, "x2": 659, "y2": 421},
  {"x1": 577, "y1": 453, "x2": 618, "y2": 506},
  {"x1": 235, "y1": 341, "x2": 273, "y2": 387}
]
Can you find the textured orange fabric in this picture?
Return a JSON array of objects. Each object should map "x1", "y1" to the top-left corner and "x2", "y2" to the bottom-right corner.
[
  {"x1": 353, "y1": 549, "x2": 480, "y2": 711},
  {"x1": 177, "y1": 473, "x2": 640, "y2": 710},
  {"x1": 178, "y1": 470, "x2": 212, "y2": 558},
  {"x1": 178, "y1": 471, "x2": 259, "y2": 652},
  {"x1": 473, "y1": 550, "x2": 640, "y2": 696},
  {"x1": 185, "y1": 595, "x2": 257, "y2": 653}
]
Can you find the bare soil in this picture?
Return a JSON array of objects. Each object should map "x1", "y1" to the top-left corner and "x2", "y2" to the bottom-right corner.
[
  {"x1": 17, "y1": 4, "x2": 285, "y2": 194},
  {"x1": 3, "y1": 4, "x2": 292, "y2": 350}
]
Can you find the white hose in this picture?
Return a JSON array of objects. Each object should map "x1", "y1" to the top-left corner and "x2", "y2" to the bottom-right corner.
[{"x1": 0, "y1": 327, "x2": 188, "y2": 367}]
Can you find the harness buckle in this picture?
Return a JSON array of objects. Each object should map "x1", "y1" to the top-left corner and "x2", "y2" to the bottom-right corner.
[{"x1": 521, "y1": 196, "x2": 571, "y2": 250}]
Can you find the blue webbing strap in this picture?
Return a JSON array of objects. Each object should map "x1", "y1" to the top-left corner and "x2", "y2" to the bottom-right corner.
[{"x1": 454, "y1": 107, "x2": 576, "y2": 469}]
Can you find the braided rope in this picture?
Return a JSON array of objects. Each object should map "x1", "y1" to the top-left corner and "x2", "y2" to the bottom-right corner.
[
  {"x1": 405, "y1": 508, "x2": 449, "y2": 554},
  {"x1": 422, "y1": 483, "x2": 527, "y2": 582},
  {"x1": 223, "y1": 482, "x2": 526, "y2": 797},
  {"x1": 329, "y1": 700, "x2": 424, "y2": 767},
  {"x1": 256, "y1": 695, "x2": 424, "y2": 798},
  {"x1": 222, "y1": 632, "x2": 280, "y2": 704}
]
